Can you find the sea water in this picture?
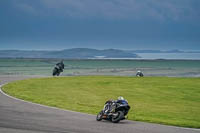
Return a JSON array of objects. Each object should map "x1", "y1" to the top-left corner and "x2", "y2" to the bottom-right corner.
[{"x1": 136, "y1": 53, "x2": 200, "y2": 60}]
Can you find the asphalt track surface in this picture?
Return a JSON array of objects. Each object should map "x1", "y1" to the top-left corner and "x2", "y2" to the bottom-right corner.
[{"x1": 0, "y1": 76, "x2": 199, "y2": 133}]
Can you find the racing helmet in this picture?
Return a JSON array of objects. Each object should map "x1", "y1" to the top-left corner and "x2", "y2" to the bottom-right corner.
[{"x1": 118, "y1": 96, "x2": 124, "y2": 100}]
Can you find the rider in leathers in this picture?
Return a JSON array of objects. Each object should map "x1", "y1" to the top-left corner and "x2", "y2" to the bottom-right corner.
[
  {"x1": 55, "y1": 60, "x2": 65, "y2": 72},
  {"x1": 103, "y1": 96, "x2": 127, "y2": 114}
]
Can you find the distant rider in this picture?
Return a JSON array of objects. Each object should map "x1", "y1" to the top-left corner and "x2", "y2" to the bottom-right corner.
[
  {"x1": 55, "y1": 60, "x2": 65, "y2": 72},
  {"x1": 136, "y1": 70, "x2": 144, "y2": 77}
]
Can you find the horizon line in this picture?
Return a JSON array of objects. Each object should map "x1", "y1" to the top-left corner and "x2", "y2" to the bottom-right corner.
[{"x1": 0, "y1": 48, "x2": 200, "y2": 52}]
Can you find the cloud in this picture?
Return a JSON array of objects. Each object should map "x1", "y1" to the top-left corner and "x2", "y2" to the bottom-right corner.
[{"x1": 13, "y1": 0, "x2": 200, "y2": 21}]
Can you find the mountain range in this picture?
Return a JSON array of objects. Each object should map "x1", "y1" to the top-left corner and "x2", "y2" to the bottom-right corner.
[
  {"x1": 0, "y1": 48, "x2": 140, "y2": 59},
  {"x1": 1, "y1": 48, "x2": 199, "y2": 59}
]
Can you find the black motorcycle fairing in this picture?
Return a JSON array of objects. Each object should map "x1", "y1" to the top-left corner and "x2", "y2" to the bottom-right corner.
[
  {"x1": 115, "y1": 102, "x2": 130, "y2": 116},
  {"x1": 52, "y1": 64, "x2": 64, "y2": 76}
]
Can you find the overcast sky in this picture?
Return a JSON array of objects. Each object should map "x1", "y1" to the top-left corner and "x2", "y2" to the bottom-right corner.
[{"x1": 0, "y1": 0, "x2": 200, "y2": 50}]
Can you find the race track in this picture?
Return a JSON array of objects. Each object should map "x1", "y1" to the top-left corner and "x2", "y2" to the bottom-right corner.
[{"x1": 0, "y1": 76, "x2": 199, "y2": 133}]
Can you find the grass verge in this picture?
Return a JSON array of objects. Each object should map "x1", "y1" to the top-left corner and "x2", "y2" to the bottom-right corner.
[{"x1": 2, "y1": 76, "x2": 200, "y2": 128}]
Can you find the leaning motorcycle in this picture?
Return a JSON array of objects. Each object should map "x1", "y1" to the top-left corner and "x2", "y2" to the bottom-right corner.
[{"x1": 96, "y1": 100, "x2": 130, "y2": 123}]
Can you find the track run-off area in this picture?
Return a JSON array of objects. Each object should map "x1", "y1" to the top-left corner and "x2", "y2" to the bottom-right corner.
[{"x1": 0, "y1": 75, "x2": 199, "y2": 133}]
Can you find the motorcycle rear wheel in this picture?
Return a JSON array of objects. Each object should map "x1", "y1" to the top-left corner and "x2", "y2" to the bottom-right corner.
[{"x1": 111, "y1": 111, "x2": 124, "y2": 123}]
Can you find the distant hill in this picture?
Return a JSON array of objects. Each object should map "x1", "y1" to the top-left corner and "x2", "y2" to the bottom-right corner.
[
  {"x1": 128, "y1": 49, "x2": 183, "y2": 53},
  {"x1": 0, "y1": 48, "x2": 140, "y2": 59}
]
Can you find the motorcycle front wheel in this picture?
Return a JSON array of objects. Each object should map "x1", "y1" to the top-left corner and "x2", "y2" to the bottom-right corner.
[
  {"x1": 53, "y1": 68, "x2": 60, "y2": 76},
  {"x1": 52, "y1": 68, "x2": 57, "y2": 76},
  {"x1": 96, "y1": 111, "x2": 103, "y2": 121}
]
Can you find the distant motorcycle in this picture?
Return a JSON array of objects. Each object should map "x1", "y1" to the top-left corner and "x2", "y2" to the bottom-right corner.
[
  {"x1": 52, "y1": 61, "x2": 64, "y2": 76},
  {"x1": 96, "y1": 100, "x2": 130, "y2": 123},
  {"x1": 136, "y1": 71, "x2": 144, "y2": 77}
]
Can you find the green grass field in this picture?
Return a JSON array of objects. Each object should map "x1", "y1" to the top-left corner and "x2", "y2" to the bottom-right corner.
[
  {"x1": 1, "y1": 58, "x2": 200, "y2": 76},
  {"x1": 2, "y1": 76, "x2": 200, "y2": 128}
]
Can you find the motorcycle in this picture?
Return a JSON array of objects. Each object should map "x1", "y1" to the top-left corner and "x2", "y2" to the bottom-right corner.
[
  {"x1": 136, "y1": 71, "x2": 144, "y2": 77},
  {"x1": 52, "y1": 61, "x2": 65, "y2": 76},
  {"x1": 96, "y1": 100, "x2": 130, "y2": 123}
]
